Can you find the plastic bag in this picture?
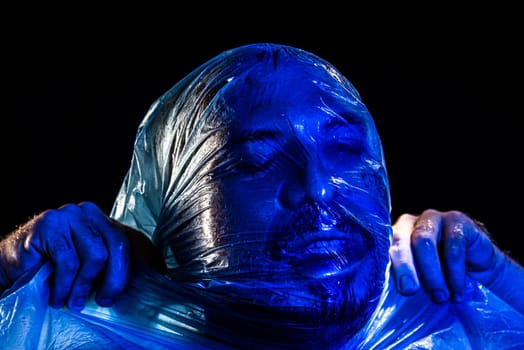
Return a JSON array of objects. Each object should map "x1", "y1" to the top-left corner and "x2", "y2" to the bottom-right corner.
[
  {"x1": 2, "y1": 262, "x2": 523, "y2": 349},
  {"x1": 2, "y1": 43, "x2": 524, "y2": 349}
]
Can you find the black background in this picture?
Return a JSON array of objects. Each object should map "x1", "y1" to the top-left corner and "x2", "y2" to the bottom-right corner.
[{"x1": 3, "y1": 8, "x2": 521, "y2": 262}]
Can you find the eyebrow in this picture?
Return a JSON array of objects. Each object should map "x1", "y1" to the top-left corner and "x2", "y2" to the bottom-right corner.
[
  {"x1": 326, "y1": 118, "x2": 344, "y2": 131},
  {"x1": 324, "y1": 114, "x2": 355, "y2": 130}
]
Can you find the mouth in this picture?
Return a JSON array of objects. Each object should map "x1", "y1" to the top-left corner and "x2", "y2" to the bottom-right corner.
[{"x1": 273, "y1": 228, "x2": 369, "y2": 278}]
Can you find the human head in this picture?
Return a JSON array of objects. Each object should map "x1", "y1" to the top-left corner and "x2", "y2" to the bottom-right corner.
[{"x1": 112, "y1": 43, "x2": 392, "y2": 346}]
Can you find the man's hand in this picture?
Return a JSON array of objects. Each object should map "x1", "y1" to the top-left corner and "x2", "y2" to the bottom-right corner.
[
  {"x1": 389, "y1": 209, "x2": 524, "y2": 313},
  {"x1": 0, "y1": 201, "x2": 132, "y2": 311}
]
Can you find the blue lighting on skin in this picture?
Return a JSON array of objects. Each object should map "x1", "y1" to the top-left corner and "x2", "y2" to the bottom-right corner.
[{"x1": 109, "y1": 43, "x2": 393, "y2": 347}]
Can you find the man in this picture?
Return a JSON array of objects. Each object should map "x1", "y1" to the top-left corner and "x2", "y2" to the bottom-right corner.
[{"x1": 1, "y1": 43, "x2": 523, "y2": 349}]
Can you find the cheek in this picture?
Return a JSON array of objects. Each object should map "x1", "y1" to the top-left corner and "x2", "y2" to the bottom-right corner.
[{"x1": 222, "y1": 179, "x2": 281, "y2": 231}]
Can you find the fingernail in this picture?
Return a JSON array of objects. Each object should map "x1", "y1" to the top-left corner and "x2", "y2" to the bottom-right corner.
[
  {"x1": 72, "y1": 297, "x2": 86, "y2": 309},
  {"x1": 431, "y1": 289, "x2": 448, "y2": 303},
  {"x1": 399, "y1": 275, "x2": 416, "y2": 293}
]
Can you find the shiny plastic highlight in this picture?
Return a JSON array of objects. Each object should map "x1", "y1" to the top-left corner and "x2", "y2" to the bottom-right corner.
[{"x1": 1, "y1": 43, "x2": 523, "y2": 349}]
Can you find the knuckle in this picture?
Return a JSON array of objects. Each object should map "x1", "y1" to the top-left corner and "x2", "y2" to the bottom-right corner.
[
  {"x1": 61, "y1": 258, "x2": 80, "y2": 274},
  {"x1": 78, "y1": 201, "x2": 102, "y2": 215},
  {"x1": 445, "y1": 240, "x2": 465, "y2": 260},
  {"x1": 388, "y1": 244, "x2": 402, "y2": 258},
  {"x1": 397, "y1": 213, "x2": 417, "y2": 222},
  {"x1": 87, "y1": 249, "x2": 109, "y2": 266},
  {"x1": 445, "y1": 210, "x2": 465, "y2": 222},
  {"x1": 420, "y1": 208, "x2": 440, "y2": 216},
  {"x1": 389, "y1": 247, "x2": 411, "y2": 265},
  {"x1": 391, "y1": 229, "x2": 403, "y2": 243},
  {"x1": 413, "y1": 219, "x2": 437, "y2": 238},
  {"x1": 58, "y1": 203, "x2": 83, "y2": 216},
  {"x1": 413, "y1": 236, "x2": 434, "y2": 252},
  {"x1": 35, "y1": 209, "x2": 62, "y2": 230}
]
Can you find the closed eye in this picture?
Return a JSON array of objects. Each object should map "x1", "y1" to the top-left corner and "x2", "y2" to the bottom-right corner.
[
  {"x1": 237, "y1": 140, "x2": 278, "y2": 173},
  {"x1": 232, "y1": 129, "x2": 284, "y2": 175},
  {"x1": 325, "y1": 118, "x2": 363, "y2": 151}
]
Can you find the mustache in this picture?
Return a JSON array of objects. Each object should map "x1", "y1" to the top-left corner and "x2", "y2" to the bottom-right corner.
[
  {"x1": 267, "y1": 202, "x2": 374, "y2": 270},
  {"x1": 270, "y1": 198, "x2": 368, "y2": 239}
]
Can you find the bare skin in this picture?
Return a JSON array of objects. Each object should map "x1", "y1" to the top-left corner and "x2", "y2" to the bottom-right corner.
[
  {"x1": 0, "y1": 201, "x2": 165, "y2": 311},
  {"x1": 390, "y1": 209, "x2": 524, "y2": 313},
  {"x1": 1, "y1": 202, "x2": 522, "y2": 315}
]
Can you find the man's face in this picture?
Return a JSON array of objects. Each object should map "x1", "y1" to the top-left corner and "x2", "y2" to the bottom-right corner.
[
  {"x1": 161, "y1": 60, "x2": 393, "y2": 344},
  {"x1": 192, "y1": 68, "x2": 393, "y2": 339},
  {"x1": 220, "y1": 102, "x2": 391, "y2": 278}
]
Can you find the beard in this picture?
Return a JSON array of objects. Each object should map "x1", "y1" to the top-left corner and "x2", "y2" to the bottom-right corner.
[
  {"x1": 182, "y1": 249, "x2": 389, "y2": 349},
  {"x1": 163, "y1": 189, "x2": 391, "y2": 348},
  {"x1": 169, "y1": 212, "x2": 390, "y2": 348}
]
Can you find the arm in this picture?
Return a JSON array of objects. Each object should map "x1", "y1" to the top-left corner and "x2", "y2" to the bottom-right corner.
[
  {"x1": 0, "y1": 201, "x2": 165, "y2": 311},
  {"x1": 389, "y1": 209, "x2": 524, "y2": 314}
]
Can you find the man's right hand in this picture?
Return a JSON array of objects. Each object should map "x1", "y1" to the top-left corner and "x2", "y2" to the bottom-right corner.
[
  {"x1": 0, "y1": 201, "x2": 132, "y2": 311},
  {"x1": 390, "y1": 209, "x2": 524, "y2": 314}
]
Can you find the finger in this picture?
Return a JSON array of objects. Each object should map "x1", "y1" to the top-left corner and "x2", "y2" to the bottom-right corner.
[
  {"x1": 440, "y1": 211, "x2": 467, "y2": 303},
  {"x1": 79, "y1": 201, "x2": 131, "y2": 307},
  {"x1": 411, "y1": 210, "x2": 450, "y2": 303},
  {"x1": 389, "y1": 213, "x2": 420, "y2": 295},
  {"x1": 63, "y1": 205, "x2": 109, "y2": 311},
  {"x1": 462, "y1": 215, "x2": 501, "y2": 286},
  {"x1": 36, "y1": 209, "x2": 80, "y2": 308}
]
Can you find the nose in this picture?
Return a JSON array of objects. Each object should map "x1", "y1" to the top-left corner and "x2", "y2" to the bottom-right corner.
[
  {"x1": 306, "y1": 160, "x2": 335, "y2": 203},
  {"x1": 277, "y1": 158, "x2": 334, "y2": 209}
]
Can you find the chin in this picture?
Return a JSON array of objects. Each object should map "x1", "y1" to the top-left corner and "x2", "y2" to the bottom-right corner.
[{"x1": 201, "y1": 252, "x2": 388, "y2": 348}]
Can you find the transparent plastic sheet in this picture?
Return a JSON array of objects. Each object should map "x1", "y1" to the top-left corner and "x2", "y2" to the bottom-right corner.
[
  {"x1": 354, "y1": 276, "x2": 524, "y2": 349},
  {"x1": 109, "y1": 42, "x2": 393, "y2": 347},
  {"x1": 2, "y1": 43, "x2": 524, "y2": 348},
  {"x1": 2, "y1": 263, "x2": 523, "y2": 349}
]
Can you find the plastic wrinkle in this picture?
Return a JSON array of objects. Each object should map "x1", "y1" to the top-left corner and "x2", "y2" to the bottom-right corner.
[
  {"x1": 2, "y1": 43, "x2": 524, "y2": 349},
  {"x1": 2, "y1": 264, "x2": 523, "y2": 349}
]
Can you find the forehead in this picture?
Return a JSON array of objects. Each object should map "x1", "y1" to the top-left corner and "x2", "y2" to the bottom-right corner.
[{"x1": 221, "y1": 67, "x2": 370, "y2": 135}]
